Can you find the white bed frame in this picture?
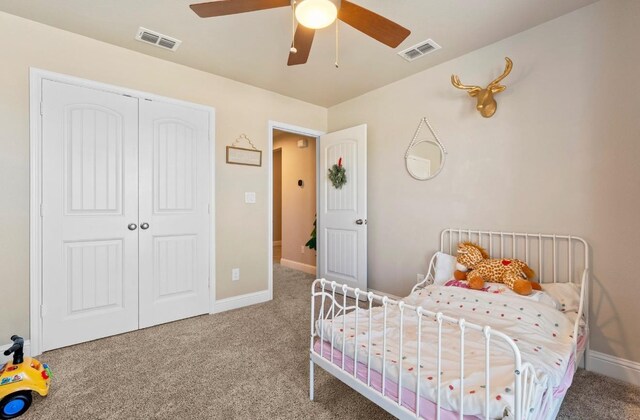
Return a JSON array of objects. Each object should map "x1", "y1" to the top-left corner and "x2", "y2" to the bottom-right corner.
[{"x1": 309, "y1": 228, "x2": 589, "y2": 420}]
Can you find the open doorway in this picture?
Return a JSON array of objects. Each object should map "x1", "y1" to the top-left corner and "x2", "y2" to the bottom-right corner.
[
  {"x1": 273, "y1": 148, "x2": 283, "y2": 262},
  {"x1": 272, "y1": 128, "x2": 318, "y2": 275}
]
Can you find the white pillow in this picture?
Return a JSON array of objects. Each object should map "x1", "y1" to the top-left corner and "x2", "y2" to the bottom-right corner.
[
  {"x1": 433, "y1": 252, "x2": 457, "y2": 285},
  {"x1": 543, "y1": 283, "x2": 581, "y2": 313}
]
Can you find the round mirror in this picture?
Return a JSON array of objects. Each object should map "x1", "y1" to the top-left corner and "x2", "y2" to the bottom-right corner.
[{"x1": 405, "y1": 140, "x2": 445, "y2": 180}]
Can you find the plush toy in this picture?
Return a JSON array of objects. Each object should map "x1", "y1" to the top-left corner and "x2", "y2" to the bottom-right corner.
[{"x1": 453, "y1": 242, "x2": 541, "y2": 295}]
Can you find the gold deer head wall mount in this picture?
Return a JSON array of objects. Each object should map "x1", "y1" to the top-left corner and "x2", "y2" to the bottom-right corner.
[{"x1": 451, "y1": 57, "x2": 513, "y2": 118}]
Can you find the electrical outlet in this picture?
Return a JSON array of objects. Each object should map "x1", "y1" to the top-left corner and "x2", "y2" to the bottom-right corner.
[
  {"x1": 417, "y1": 273, "x2": 426, "y2": 283},
  {"x1": 244, "y1": 192, "x2": 256, "y2": 204},
  {"x1": 301, "y1": 245, "x2": 305, "y2": 254},
  {"x1": 232, "y1": 268, "x2": 240, "y2": 281}
]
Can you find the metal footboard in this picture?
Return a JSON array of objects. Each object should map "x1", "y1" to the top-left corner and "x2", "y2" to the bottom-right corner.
[{"x1": 309, "y1": 279, "x2": 549, "y2": 419}]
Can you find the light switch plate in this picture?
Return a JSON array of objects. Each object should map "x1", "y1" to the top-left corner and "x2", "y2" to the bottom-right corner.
[
  {"x1": 245, "y1": 192, "x2": 256, "y2": 204},
  {"x1": 232, "y1": 268, "x2": 240, "y2": 281}
]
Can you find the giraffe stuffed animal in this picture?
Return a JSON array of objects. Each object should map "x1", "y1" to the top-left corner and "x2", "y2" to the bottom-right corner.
[{"x1": 453, "y1": 242, "x2": 541, "y2": 295}]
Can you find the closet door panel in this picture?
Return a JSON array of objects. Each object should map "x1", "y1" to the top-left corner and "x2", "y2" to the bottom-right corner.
[
  {"x1": 138, "y1": 100, "x2": 211, "y2": 328},
  {"x1": 41, "y1": 80, "x2": 139, "y2": 351}
]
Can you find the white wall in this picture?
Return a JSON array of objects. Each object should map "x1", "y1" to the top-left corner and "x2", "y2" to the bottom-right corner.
[
  {"x1": 273, "y1": 133, "x2": 317, "y2": 267},
  {"x1": 0, "y1": 11, "x2": 326, "y2": 341},
  {"x1": 328, "y1": 0, "x2": 640, "y2": 364}
]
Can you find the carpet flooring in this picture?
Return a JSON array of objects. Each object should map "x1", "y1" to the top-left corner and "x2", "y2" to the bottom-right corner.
[{"x1": 24, "y1": 264, "x2": 640, "y2": 419}]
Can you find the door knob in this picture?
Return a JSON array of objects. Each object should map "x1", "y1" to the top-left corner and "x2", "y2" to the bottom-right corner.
[
  {"x1": 140, "y1": 223, "x2": 150, "y2": 230},
  {"x1": 355, "y1": 219, "x2": 364, "y2": 225},
  {"x1": 128, "y1": 223, "x2": 137, "y2": 231}
]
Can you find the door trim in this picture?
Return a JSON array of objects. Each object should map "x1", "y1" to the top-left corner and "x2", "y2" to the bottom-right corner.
[
  {"x1": 267, "y1": 121, "x2": 324, "y2": 300},
  {"x1": 29, "y1": 68, "x2": 216, "y2": 356}
]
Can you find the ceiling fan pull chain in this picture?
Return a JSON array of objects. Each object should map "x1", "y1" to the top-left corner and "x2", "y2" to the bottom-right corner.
[
  {"x1": 290, "y1": 1, "x2": 297, "y2": 54},
  {"x1": 335, "y1": 20, "x2": 340, "y2": 68}
]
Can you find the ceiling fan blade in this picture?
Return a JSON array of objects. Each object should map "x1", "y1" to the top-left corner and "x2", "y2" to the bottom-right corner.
[
  {"x1": 287, "y1": 25, "x2": 315, "y2": 66},
  {"x1": 190, "y1": 0, "x2": 290, "y2": 18},
  {"x1": 338, "y1": 0, "x2": 410, "y2": 48}
]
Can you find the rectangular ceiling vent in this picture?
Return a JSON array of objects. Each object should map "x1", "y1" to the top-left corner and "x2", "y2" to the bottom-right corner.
[
  {"x1": 398, "y1": 39, "x2": 441, "y2": 62},
  {"x1": 135, "y1": 27, "x2": 181, "y2": 52}
]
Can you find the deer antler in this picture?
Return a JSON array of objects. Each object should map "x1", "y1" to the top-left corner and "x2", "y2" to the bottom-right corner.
[
  {"x1": 487, "y1": 57, "x2": 513, "y2": 90},
  {"x1": 450, "y1": 74, "x2": 482, "y2": 96}
]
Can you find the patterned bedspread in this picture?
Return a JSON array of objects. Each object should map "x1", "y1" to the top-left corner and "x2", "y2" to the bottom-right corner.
[{"x1": 317, "y1": 285, "x2": 577, "y2": 418}]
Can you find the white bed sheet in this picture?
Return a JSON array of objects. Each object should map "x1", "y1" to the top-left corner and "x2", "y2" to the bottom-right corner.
[{"x1": 318, "y1": 285, "x2": 578, "y2": 418}]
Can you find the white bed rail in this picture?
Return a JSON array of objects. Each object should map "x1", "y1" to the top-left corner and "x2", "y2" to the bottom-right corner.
[{"x1": 310, "y1": 279, "x2": 545, "y2": 419}]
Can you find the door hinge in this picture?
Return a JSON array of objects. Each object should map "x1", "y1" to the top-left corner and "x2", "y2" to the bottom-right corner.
[
  {"x1": 40, "y1": 203, "x2": 44, "y2": 218},
  {"x1": 40, "y1": 101, "x2": 44, "y2": 116},
  {"x1": 40, "y1": 304, "x2": 46, "y2": 318}
]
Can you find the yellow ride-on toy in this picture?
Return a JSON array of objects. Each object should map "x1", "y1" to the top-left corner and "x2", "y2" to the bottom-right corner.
[{"x1": 0, "y1": 336, "x2": 50, "y2": 419}]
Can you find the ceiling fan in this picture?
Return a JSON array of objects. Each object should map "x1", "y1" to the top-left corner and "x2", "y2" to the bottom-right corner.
[{"x1": 190, "y1": 0, "x2": 411, "y2": 66}]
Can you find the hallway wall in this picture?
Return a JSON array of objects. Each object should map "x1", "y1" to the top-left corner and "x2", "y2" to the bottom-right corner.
[{"x1": 273, "y1": 131, "x2": 316, "y2": 268}]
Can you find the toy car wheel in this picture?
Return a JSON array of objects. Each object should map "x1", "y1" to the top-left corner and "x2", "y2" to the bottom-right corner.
[{"x1": 0, "y1": 391, "x2": 32, "y2": 419}]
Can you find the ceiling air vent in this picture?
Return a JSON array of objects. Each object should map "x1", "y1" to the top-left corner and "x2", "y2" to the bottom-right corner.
[
  {"x1": 398, "y1": 39, "x2": 441, "y2": 62},
  {"x1": 135, "y1": 27, "x2": 181, "y2": 52}
]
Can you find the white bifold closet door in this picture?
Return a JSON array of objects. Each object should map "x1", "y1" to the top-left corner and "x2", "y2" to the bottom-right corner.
[
  {"x1": 138, "y1": 100, "x2": 211, "y2": 328},
  {"x1": 41, "y1": 80, "x2": 210, "y2": 351},
  {"x1": 41, "y1": 80, "x2": 140, "y2": 351}
]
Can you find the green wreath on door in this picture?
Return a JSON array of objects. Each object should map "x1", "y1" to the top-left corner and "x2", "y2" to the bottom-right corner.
[{"x1": 328, "y1": 157, "x2": 347, "y2": 189}]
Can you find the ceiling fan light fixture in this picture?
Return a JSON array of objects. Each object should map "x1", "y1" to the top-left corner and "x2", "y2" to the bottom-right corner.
[{"x1": 295, "y1": 0, "x2": 338, "y2": 29}]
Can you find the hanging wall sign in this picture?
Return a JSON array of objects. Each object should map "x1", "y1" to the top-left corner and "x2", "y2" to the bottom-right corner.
[{"x1": 226, "y1": 134, "x2": 262, "y2": 167}]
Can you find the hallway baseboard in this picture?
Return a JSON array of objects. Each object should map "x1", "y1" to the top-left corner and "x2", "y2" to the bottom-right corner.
[{"x1": 280, "y1": 258, "x2": 316, "y2": 276}]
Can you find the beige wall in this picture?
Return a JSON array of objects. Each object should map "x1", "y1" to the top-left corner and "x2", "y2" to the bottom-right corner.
[
  {"x1": 0, "y1": 11, "x2": 326, "y2": 341},
  {"x1": 273, "y1": 133, "x2": 317, "y2": 267},
  {"x1": 273, "y1": 150, "x2": 282, "y2": 242},
  {"x1": 328, "y1": 0, "x2": 640, "y2": 363}
]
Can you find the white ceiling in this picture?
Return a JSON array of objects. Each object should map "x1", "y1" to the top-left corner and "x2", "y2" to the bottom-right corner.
[{"x1": 1, "y1": 0, "x2": 598, "y2": 107}]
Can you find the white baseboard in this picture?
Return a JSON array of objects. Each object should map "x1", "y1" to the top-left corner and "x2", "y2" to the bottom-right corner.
[
  {"x1": 280, "y1": 258, "x2": 317, "y2": 275},
  {"x1": 588, "y1": 350, "x2": 640, "y2": 386},
  {"x1": 273, "y1": 241, "x2": 281, "y2": 246},
  {"x1": 0, "y1": 340, "x2": 31, "y2": 363},
  {"x1": 212, "y1": 290, "x2": 271, "y2": 314}
]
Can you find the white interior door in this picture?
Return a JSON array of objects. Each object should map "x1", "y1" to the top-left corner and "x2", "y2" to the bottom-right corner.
[
  {"x1": 41, "y1": 80, "x2": 140, "y2": 351},
  {"x1": 138, "y1": 100, "x2": 211, "y2": 328},
  {"x1": 318, "y1": 125, "x2": 367, "y2": 292}
]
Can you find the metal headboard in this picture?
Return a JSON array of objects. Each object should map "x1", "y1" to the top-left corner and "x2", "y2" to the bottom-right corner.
[
  {"x1": 431, "y1": 228, "x2": 590, "y2": 362},
  {"x1": 440, "y1": 228, "x2": 589, "y2": 285}
]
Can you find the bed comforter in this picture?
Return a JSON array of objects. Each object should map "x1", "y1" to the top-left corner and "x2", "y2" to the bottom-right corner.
[{"x1": 317, "y1": 285, "x2": 578, "y2": 418}]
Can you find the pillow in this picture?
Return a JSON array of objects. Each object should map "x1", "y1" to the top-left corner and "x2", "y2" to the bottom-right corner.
[
  {"x1": 433, "y1": 252, "x2": 457, "y2": 285},
  {"x1": 543, "y1": 283, "x2": 581, "y2": 313}
]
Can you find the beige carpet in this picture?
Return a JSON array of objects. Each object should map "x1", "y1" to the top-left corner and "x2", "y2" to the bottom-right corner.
[{"x1": 24, "y1": 264, "x2": 639, "y2": 419}]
